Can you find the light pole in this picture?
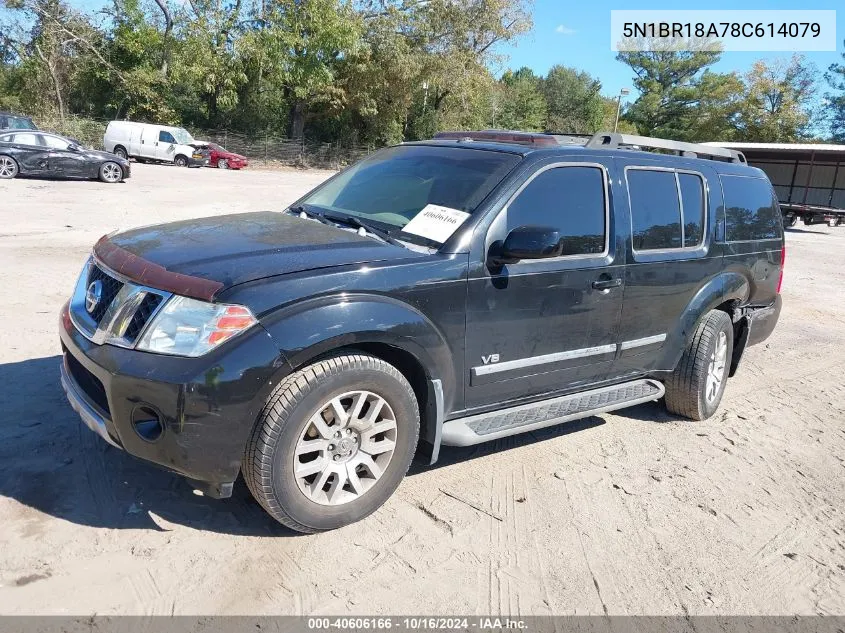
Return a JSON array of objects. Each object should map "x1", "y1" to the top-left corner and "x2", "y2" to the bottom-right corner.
[{"x1": 614, "y1": 88, "x2": 630, "y2": 133}]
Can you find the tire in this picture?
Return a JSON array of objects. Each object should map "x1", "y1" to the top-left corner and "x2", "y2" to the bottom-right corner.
[
  {"x1": 174, "y1": 155, "x2": 188, "y2": 167},
  {"x1": 788, "y1": 215, "x2": 799, "y2": 227},
  {"x1": 217, "y1": 158, "x2": 229, "y2": 169},
  {"x1": 98, "y1": 161, "x2": 123, "y2": 183},
  {"x1": 244, "y1": 352, "x2": 420, "y2": 533},
  {"x1": 664, "y1": 310, "x2": 733, "y2": 421},
  {"x1": 113, "y1": 146, "x2": 128, "y2": 160},
  {"x1": 0, "y1": 155, "x2": 19, "y2": 179}
]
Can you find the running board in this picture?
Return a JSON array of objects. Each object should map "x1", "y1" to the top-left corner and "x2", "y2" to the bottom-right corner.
[{"x1": 441, "y1": 379, "x2": 664, "y2": 447}]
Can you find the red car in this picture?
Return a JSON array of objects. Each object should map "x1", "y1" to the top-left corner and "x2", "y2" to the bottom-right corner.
[{"x1": 202, "y1": 142, "x2": 248, "y2": 170}]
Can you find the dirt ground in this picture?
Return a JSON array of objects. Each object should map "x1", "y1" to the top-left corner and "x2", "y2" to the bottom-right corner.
[{"x1": 0, "y1": 163, "x2": 843, "y2": 616}]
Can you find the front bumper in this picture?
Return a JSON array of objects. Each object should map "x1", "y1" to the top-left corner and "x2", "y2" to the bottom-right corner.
[
  {"x1": 187, "y1": 155, "x2": 208, "y2": 167},
  {"x1": 59, "y1": 302, "x2": 290, "y2": 493}
]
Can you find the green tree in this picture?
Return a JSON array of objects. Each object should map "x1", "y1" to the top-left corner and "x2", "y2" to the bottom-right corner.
[
  {"x1": 493, "y1": 67, "x2": 546, "y2": 131},
  {"x1": 825, "y1": 45, "x2": 845, "y2": 141},
  {"x1": 542, "y1": 65, "x2": 604, "y2": 134},
  {"x1": 617, "y1": 44, "x2": 738, "y2": 140},
  {"x1": 733, "y1": 56, "x2": 816, "y2": 142}
]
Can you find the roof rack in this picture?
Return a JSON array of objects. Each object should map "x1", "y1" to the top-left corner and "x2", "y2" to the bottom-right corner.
[
  {"x1": 586, "y1": 132, "x2": 747, "y2": 164},
  {"x1": 432, "y1": 130, "x2": 561, "y2": 147}
]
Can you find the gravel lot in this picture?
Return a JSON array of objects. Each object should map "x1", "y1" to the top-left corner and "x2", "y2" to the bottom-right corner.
[{"x1": 0, "y1": 163, "x2": 843, "y2": 616}]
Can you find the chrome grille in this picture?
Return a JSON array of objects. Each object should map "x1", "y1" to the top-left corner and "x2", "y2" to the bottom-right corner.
[
  {"x1": 87, "y1": 265, "x2": 124, "y2": 323},
  {"x1": 124, "y1": 293, "x2": 163, "y2": 342},
  {"x1": 69, "y1": 258, "x2": 172, "y2": 348}
]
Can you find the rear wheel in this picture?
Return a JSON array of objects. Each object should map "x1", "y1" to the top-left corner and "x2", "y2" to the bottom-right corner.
[
  {"x1": 217, "y1": 158, "x2": 229, "y2": 169},
  {"x1": 664, "y1": 310, "x2": 733, "y2": 421},
  {"x1": 113, "y1": 146, "x2": 128, "y2": 160},
  {"x1": 244, "y1": 353, "x2": 420, "y2": 533},
  {"x1": 0, "y1": 155, "x2": 19, "y2": 179},
  {"x1": 99, "y1": 161, "x2": 123, "y2": 183},
  {"x1": 174, "y1": 155, "x2": 188, "y2": 167}
]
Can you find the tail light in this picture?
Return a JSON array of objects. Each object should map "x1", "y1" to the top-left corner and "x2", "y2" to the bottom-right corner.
[{"x1": 776, "y1": 245, "x2": 785, "y2": 293}]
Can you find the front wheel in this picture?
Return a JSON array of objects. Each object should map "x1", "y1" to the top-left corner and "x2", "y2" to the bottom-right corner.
[
  {"x1": 99, "y1": 161, "x2": 123, "y2": 183},
  {"x1": 664, "y1": 310, "x2": 734, "y2": 421},
  {"x1": 217, "y1": 158, "x2": 229, "y2": 169},
  {"x1": 113, "y1": 146, "x2": 128, "y2": 160},
  {"x1": 243, "y1": 353, "x2": 420, "y2": 533},
  {"x1": 0, "y1": 155, "x2": 19, "y2": 179},
  {"x1": 174, "y1": 155, "x2": 188, "y2": 167}
]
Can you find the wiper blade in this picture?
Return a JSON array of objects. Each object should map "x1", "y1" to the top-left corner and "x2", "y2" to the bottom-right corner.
[
  {"x1": 327, "y1": 214, "x2": 403, "y2": 247},
  {"x1": 289, "y1": 204, "x2": 331, "y2": 225}
]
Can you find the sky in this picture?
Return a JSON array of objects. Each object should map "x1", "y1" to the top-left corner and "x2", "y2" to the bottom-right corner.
[{"x1": 495, "y1": 0, "x2": 845, "y2": 100}]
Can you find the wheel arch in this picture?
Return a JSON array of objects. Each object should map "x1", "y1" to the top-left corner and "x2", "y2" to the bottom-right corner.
[
  {"x1": 257, "y1": 294, "x2": 457, "y2": 462},
  {"x1": 657, "y1": 271, "x2": 749, "y2": 372}
]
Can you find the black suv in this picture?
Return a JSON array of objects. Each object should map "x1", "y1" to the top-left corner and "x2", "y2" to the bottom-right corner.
[{"x1": 59, "y1": 131, "x2": 784, "y2": 533}]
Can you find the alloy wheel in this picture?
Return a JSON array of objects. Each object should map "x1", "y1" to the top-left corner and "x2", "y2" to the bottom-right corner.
[
  {"x1": 101, "y1": 162, "x2": 122, "y2": 183},
  {"x1": 0, "y1": 156, "x2": 18, "y2": 179},
  {"x1": 293, "y1": 390, "x2": 397, "y2": 506},
  {"x1": 705, "y1": 331, "x2": 728, "y2": 403}
]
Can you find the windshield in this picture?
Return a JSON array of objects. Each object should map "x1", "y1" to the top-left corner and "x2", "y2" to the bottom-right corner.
[
  {"x1": 299, "y1": 145, "x2": 520, "y2": 243},
  {"x1": 171, "y1": 127, "x2": 194, "y2": 145},
  {"x1": 8, "y1": 116, "x2": 36, "y2": 130}
]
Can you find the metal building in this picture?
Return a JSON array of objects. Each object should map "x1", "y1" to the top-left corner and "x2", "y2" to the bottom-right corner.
[{"x1": 705, "y1": 142, "x2": 845, "y2": 226}]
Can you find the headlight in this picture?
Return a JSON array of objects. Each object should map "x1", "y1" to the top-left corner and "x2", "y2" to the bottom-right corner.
[{"x1": 136, "y1": 296, "x2": 257, "y2": 357}]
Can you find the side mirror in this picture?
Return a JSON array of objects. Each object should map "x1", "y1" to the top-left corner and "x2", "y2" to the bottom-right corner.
[
  {"x1": 491, "y1": 225, "x2": 562, "y2": 266},
  {"x1": 67, "y1": 144, "x2": 80, "y2": 152}
]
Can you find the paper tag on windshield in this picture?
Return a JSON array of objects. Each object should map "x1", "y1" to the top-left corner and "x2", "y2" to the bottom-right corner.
[{"x1": 401, "y1": 205, "x2": 470, "y2": 243}]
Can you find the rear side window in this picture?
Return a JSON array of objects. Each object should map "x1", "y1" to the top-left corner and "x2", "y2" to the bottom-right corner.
[
  {"x1": 679, "y1": 173, "x2": 705, "y2": 247},
  {"x1": 628, "y1": 168, "x2": 708, "y2": 251},
  {"x1": 627, "y1": 170, "x2": 682, "y2": 250},
  {"x1": 721, "y1": 175, "x2": 782, "y2": 241},
  {"x1": 12, "y1": 133, "x2": 40, "y2": 146},
  {"x1": 506, "y1": 166, "x2": 607, "y2": 256}
]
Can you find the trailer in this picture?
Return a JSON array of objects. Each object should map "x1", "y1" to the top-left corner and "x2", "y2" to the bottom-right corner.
[{"x1": 704, "y1": 142, "x2": 845, "y2": 228}]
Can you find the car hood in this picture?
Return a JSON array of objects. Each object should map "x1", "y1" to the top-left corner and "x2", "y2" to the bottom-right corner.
[{"x1": 96, "y1": 211, "x2": 424, "y2": 297}]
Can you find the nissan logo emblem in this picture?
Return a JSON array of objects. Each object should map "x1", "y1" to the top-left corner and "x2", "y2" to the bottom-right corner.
[{"x1": 85, "y1": 280, "x2": 103, "y2": 314}]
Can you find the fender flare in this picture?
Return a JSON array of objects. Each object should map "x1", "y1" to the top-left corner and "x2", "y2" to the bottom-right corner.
[
  {"x1": 656, "y1": 272, "x2": 749, "y2": 371},
  {"x1": 259, "y1": 293, "x2": 457, "y2": 454}
]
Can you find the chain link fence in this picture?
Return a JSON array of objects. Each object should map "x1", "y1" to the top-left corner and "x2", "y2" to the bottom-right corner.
[{"x1": 36, "y1": 115, "x2": 377, "y2": 169}]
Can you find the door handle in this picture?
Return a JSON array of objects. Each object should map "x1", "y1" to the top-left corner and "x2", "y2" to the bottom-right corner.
[{"x1": 592, "y1": 277, "x2": 622, "y2": 291}]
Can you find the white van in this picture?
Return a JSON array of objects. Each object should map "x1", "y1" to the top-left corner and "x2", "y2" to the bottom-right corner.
[{"x1": 103, "y1": 121, "x2": 207, "y2": 167}]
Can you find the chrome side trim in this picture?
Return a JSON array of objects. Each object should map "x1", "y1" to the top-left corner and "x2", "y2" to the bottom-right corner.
[
  {"x1": 619, "y1": 334, "x2": 666, "y2": 351},
  {"x1": 472, "y1": 343, "x2": 617, "y2": 378},
  {"x1": 60, "y1": 359, "x2": 122, "y2": 450}
]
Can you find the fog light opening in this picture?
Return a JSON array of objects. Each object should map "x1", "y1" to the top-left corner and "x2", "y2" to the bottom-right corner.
[{"x1": 131, "y1": 405, "x2": 164, "y2": 442}]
